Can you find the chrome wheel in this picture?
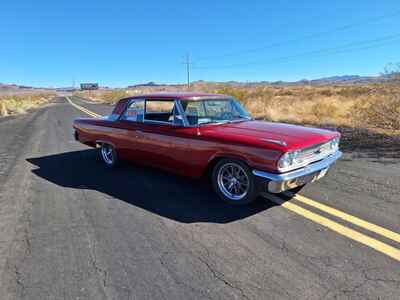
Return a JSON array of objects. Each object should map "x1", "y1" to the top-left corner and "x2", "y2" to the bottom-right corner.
[
  {"x1": 217, "y1": 162, "x2": 249, "y2": 201},
  {"x1": 101, "y1": 144, "x2": 114, "y2": 165}
]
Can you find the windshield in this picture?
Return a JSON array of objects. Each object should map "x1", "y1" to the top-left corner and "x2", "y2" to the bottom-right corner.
[{"x1": 181, "y1": 98, "x2": 251, "y2": 126}]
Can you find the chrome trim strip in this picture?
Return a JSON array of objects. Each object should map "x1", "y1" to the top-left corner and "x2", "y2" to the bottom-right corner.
[
  {"x1": 261, "y1": 138, "x2": 287, "y2": 147},
  {"x1": 142, "y1": 119, "x2": 174, "y2": 125},
  {"x1": 253, "y1": 150, "x2": 342, "y2": 182}
]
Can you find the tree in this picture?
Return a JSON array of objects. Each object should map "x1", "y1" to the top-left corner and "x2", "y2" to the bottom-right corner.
[{"x1": 382, "y1": 62, "x2": 400, "y2": 81}]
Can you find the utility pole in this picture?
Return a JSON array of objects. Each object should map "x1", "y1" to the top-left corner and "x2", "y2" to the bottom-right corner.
[{"x1": 184, "y1": 53, "x2": 191, "y2": 89}]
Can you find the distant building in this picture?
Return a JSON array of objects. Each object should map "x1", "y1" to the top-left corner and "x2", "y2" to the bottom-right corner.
[{"x1": 80, "y1": 83, "x2": 99, "y2": 90}]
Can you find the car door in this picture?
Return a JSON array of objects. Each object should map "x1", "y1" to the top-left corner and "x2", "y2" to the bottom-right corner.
[
  {"x1": 140, "y1": 99, "x2": 206, "y2": 176},
  {"x1": 137, "y1": 98, "x2": 182, "y2": 169},
  {"x1": 113, "y1": 99, "x2": 147, "y2": 162}
]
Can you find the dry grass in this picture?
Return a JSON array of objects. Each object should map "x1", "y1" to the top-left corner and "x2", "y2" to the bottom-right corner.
[
  {"x1": 0, "y1": 93, "x2": 55, "y2": 117},
  {"x1": 75, "y1": 82, "x2": 400, "y2": 157},
  {"x1": 74, "y1": 90, "x2": 129, "y2": 104},
  {"x1": 77, "y1": 83, "x2": 400, "y2": 130}
]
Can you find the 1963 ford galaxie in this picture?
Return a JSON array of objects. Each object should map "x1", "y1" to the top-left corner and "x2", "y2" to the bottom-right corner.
[{"x1": 73, "y1": 92, "x2": 342, "y2": 205}]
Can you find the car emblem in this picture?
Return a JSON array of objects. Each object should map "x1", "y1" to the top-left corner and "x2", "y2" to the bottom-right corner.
[{"x1": 261, "y1": 138, "x2": 287, "y2": 147}]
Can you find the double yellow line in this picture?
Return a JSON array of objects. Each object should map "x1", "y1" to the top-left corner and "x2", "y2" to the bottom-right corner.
[
  {"x1": 66, "y1": 96, "x2": 101, "y2": 118},
  {"x1": 67, "y1": 96, "x2": 400, "y2": 261},
  {"x1": 264, "y1": 193, "x2": 400, "y2": 261}
]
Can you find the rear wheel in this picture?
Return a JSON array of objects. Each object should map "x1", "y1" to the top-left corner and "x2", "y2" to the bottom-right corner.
[
  {"x1": 100, "y1": 143, "x2": 119, "y2": 168},
  {"x1": 211, "y1": 159, "x2": 258, "y2": 205}
]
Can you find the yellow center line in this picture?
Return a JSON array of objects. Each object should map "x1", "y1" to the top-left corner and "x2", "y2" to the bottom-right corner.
[
  {"x1": 69, "y1": 101, "x2": 100, "y2": 117},
  {"x1": 264, "y1": 193, "x2": 400, "y2": 261},
  {"x1": 67, "y1": 99, "x2": 99, "y2": 118},
  {"x1": 287, "y1": 193, "x2": 400, "y2": 244},
  {"x1": 66, "y1": 96, "x2": 102, "y2": 118}
]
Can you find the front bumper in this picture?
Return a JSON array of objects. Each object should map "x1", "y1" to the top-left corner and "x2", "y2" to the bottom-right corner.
[{"x1": 252, "y1": 151, "x2": 342, "y2": 193}]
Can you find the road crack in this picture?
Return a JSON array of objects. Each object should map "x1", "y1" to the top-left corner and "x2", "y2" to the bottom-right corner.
[
  {"x1": 80, "y1": 190, "x2": 111, "y2": 299},
  {"x1": 196, "y1": 255, "x2": 251, "y2": 300}
]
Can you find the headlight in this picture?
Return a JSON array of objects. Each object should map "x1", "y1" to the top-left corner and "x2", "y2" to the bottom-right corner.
[
  {"x1": 278, "y1": 137, "x2": 340, "y2": 172},
  {"x1": 278, "y1": 152, "x2": 291, "y2": 170},
  {"x1": 278, "y1": 151, "x2": 299, "y2": 171},
  {"x1": 330, "y1": 137, "x2": 340, "y2": 151}
]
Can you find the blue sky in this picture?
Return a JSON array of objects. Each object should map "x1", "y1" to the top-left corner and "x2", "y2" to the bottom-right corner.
[{"x1": 1, "y1": 0, "x2": 399, "y2": 87}]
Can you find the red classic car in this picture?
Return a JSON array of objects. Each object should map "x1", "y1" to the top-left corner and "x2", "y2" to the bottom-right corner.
[{"x1": 73, "y1": 92, "x2": 342, "y2": 205}]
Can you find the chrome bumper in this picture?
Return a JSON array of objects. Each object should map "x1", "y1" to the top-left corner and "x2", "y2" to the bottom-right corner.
[{"x1": 252, "y1": 151, "x2": 342, "y2": 193}]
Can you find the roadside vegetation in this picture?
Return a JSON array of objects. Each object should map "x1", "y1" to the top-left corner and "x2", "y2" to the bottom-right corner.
[
  {"x1": 75, "y1": 65, "x2": 400, "y2": 157},
  {"x1": 206, "y1": 83, "x2": 400, "y2": 156},
  {"x1": 73, "y1": 90, "x2": 129, "y2": 104},
  {"x1": 76, "y1": 82, "x2": 400, "y2": 131},
  {"x1": 0, "y1": 93, "x2": 55, "y2": 117}
]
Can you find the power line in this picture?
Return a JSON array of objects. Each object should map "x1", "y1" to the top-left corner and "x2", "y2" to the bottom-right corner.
[
  {"x1": 193, "y1": 33, "x2": 400, "y2": 70},
  {"x1": 196, "y1": 10, "x2": 400, "y2": 61}
]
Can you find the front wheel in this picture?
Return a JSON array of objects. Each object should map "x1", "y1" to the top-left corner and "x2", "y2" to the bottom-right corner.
[
  {"x1": 99, "y1": 143, "x2": 119, "y2": 168},
  {"x1": 211, "y1": 159, "x2": 258, "y2": 206}
]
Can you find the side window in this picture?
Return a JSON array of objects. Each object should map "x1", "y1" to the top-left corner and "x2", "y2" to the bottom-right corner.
[
  {"x1": 204, "y1": 100, "x2": 233, "y2": 116},
  {"x1": 183, "y1": 101, "x2": 206, "y2": 125},
  {"x1": 185, "y1": 101, "x2": 206, "y2": 117},
  {"x1": 144, "y1": 100, "x2": 175, "y2": 123},
  {"x1": 121, "y1": 100, "x2": 144, "y2": 122}
]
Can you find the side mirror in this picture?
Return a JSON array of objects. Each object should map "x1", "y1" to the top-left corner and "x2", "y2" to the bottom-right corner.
[{"x1": 174, "y1": 115, "x2": 184, "y2": 126}]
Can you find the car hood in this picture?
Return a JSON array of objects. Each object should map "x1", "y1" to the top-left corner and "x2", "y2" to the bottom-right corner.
[{"x1": 199, "y1": 120, "x2": 339, "y2": 151}]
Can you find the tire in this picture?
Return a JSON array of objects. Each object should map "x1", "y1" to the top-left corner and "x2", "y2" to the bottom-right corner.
[
  {"x1": 99, "y1": 143, "x2": 119, "y2": 168},
  {"x1": 211, "y1": 159, "x2": 258, "y2": 206}
]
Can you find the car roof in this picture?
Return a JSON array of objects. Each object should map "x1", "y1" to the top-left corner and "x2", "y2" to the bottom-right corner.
[
  {"x1": 112, "y1": 92, "x2": 234, "y2": 116},
  {"x1": 125, "y1": 92, "x2": 231, "y2": 101}
]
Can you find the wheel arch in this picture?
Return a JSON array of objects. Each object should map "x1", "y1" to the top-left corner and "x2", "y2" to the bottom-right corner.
[
  {"x1": 95, "y1": 140, "x2": 117, "y2": 149},
  {"x1": 203, "y1": 153, "x2": 252, "y2": 177}
]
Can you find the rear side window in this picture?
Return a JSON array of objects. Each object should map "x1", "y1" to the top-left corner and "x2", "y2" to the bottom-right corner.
[
  {"x1": 144, "y1": 100, "x2": 175, "y2": 123},
  {"x1": 121, "y1": 100, "x2": 144, "y2": 122},
  {"x1": 146, "y1": 100, "x2": 174, "y2": 114}
]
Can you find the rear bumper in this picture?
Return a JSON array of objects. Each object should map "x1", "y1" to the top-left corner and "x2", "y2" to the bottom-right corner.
[{"x1": 252, "y1": 151, "x2": 342, "y2": 193}]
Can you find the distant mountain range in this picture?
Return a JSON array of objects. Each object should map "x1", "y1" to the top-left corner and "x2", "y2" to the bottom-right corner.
[
  {"x1": 190, "y1": 75, "x2": 387, "y2": 87},
  {"x1": 0, "y1": 83, "x2": 55, "y2": 96},
  {"x1": 1, "y1": 75, "x2": 390, "y2": 91},
  {"x1": 286, "y1": 75, "x2": 386, "y2": 85}
]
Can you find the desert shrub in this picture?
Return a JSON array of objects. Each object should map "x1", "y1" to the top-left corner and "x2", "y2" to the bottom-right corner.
[
  {"x1": 100, "y1": 90, "x2": 129, "y2": 103},
  {"x1": 275, "y1": 88, "x2": 295, "y2": 96},
  {"x1": 318, "y1": 89, "x2": 334, "y2": 97},
  {"x1": 310, "y1": 102, "x2": 340, "y2": 123},
  {"x1": 336, "y1": 86, "x2": 372, "y2": 98},
  {"x1": 354, "y1": 95, "x2": 400, "y2": 130},
  {"x1": 207, "y1": 87, "x2": 248, "y2": 100},
  {"x1": 0, "y1": 94, "x2": 54, "y2": 116},
  {"x1": 74, "y1": 90, "x2": 129, "y2": 104}
]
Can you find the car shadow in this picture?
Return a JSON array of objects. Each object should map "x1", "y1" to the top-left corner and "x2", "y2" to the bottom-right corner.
[{"x1": 27, "y1": 149, "x2": 275, "y2": 224}]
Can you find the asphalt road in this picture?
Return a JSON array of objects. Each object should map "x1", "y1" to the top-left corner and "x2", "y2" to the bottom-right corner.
[{"x1": 0, "y1": 96, "x2": 399, "y2": 300}]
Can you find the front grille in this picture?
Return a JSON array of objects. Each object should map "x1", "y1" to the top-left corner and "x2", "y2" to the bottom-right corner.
[{"x1": 297, "y1": 141, "x2": 333, "y2": 166}]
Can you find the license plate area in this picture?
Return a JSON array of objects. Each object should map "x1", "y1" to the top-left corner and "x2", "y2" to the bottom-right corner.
[
  {"x1": 296, "y1": 172, "x2": 317, "y2": 186},
  {"x1": 296, "y1": 168, "x2": 328, "y2": 186}
]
